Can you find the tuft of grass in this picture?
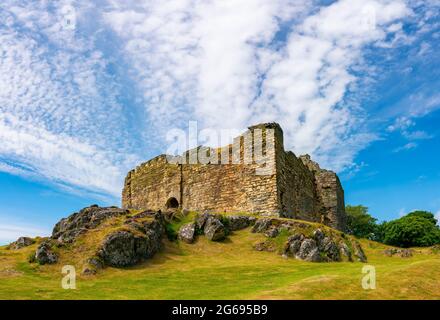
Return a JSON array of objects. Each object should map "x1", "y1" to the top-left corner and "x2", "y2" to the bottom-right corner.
[{"x1": 27, "y1": 252, "x2": 36, "y2": 263}]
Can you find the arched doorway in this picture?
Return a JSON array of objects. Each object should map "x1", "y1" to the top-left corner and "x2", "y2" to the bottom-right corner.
[{"x1": 166, "y1": 197, "x2": 179, "y2": 209}]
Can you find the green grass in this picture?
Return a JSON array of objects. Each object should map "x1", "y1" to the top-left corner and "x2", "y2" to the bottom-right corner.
[
  {"x1": 165, "y1": 211, "x2": 198, "y2": 240},
  {"x1": 0, "y1": 224, "x2": 439, "y2": 300}
]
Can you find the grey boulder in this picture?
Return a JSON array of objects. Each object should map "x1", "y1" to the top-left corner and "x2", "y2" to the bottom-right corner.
[
  {"x1": 35, "y1": 241, "x2": 58, "y2": 265},
  {"x1": 52, "y1": 205, "x2": 128, "y2": 243},
  {"x1": 384, "y1": 248, "x2": 413, "y2": 258},
  {"x1": 227, "y1": 215, "x2": 256, "y2": 231},
  {"x1": 8, "y1": 237, "x2": 35, "y2": 250},
  {"x1": 339, "y1": 242, "x2": 353, "y2": 261},
  {"x1": 178, "y1": 223, "x2": 196, "y2": 243},
  {"x1": 321, "y1": 237, "x2": 341, "y2": 262},
  {"x1": 99, "y1": 220, "x2": 163, "y2": 267},
  {"x1": 296, "y1": 239, "x2": 321, "y2": 262},
  {"x1": 204, "y1": 217, "x2": 226, "y2": 241},
  {"x1": 352, "y1": 241, "x2": 367, "y2": 262},
  {"x1": 251, "y1": 218, "x2": 273, "y2": 233},
  {"x1": 195, "y1": 212, "x2": 215, "y2": 230}
]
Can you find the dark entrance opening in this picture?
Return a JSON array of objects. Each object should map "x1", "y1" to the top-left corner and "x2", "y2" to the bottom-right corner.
[{"x1": 166, "y1": 197, "x2": 179, "y2": 209}]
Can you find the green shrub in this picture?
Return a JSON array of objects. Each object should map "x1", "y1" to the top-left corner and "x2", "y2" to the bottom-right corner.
[{"x1": 382, "y1": 215, "x2": 440, "y2": 248}]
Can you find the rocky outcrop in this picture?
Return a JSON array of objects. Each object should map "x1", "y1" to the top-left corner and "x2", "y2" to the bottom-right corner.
[
  {"x1": 195, "y1": 212, "x2": 213, "y2": 230},
  {"x1": 227, "y1": 215, "x2": 256, "y2": 231},
  {"x1": 179, "y1": 214, "x2": 256, "y2": 243},
  {"x1": 318, "y1": 237, "x2": 341, "y2": 262},
  {"x1": 251, "y1": 218, "x2": 309, "y2": 234},
  {"x1": 8, "y1": 237, "x2": 35, "y2": 250},
  {"x1": 178, "y1": 223, "x2": 196, "y2": 243},
  {"x1": 384, "y1": 248, "x2": 413, "y2": 258},
  {"x1": 34, "y1": 241, "x2": 58, "y2": 265},
  {"x1": 98, "y1": 218, "x2": 163, "y2": 267},
  {"x1": 339, "y1": 242, "x2": 352, "y2": 261},
  {"x1": 251, "y1": 222, "x2": 367, "y2": 263},
  {"x1": 179, "y1": 215, "x2": 366, "y2": 263},
  {"x1": 352, "y1": 241, "x2": 367, "y2": 262},
  {"x1": 265, "y1": 227, "x2": 280, "y2": 238},
  {"x1": 52, "y1": 205, "x2": 128, "y2": 243},
  {"x1": 204, "y1": 217, "x2": 226, "y2": 241},
  {"x1": 23, "y1": 204, "x2": 363, "y2": 269},
  {"x1": 26, "y1": 205, "x2": 166, "y2": 269},
  {"x1": 252, "y1": 218, "x2": 273, "y2": 233},
  {"x1": 285, "y1": 234, "x2": 304, "y2": 256},
  {"x1": 296, "y1": 239, "x2": 321, "y2": 262},
  {"x1": 82, "y1": 256, "x2": 104, "y2": 275},
  {"x1": 99, "y1": 231, "x2": 148, "y2": 267},
  {"x1": 283, "y1": 230, "x2": 341, "y2": 262}
]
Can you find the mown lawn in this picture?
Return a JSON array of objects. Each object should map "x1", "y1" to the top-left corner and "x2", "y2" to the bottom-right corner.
[{"x1": 0, "y1": 229, "x2": 439, "y2": 300}]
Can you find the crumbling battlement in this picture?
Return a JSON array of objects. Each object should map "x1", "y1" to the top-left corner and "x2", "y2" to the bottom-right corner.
[{"x1": 122, "y1": 123, "x2": 347, "y2": 231}]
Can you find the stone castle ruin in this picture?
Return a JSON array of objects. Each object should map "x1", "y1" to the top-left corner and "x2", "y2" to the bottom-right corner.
[{"x1": 122, "y1": 123, "x2": 347, "y2": 231}]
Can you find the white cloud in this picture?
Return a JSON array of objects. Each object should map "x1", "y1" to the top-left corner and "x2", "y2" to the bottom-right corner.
[
  {"x1": 0, "y1": 222, "x2": 49, "y2": 245},
  {"x1": 0, "y1": 0, "x2": 142, "y2": 197},
  {"x1": 103, "y1": 0, "x2": 411, "y2": 172},
  {"x1": 387, "y1": 117, "x2": 415, "y2": 132},
  {"x1": 0, "y1": 0, "x2": 435, "y2": 200},
  {"x1": 0, "y1": 113, "x2": 130, "y2": 196},
  {"x1": 403, "y1": 130, "x2": 434, "y2": 140},
  {"x1": 436, "y1": 210, "x2": 440, "y2": 226},
  {"x1": 393, "y1": 142, "x2": 418, "y2": 153}
]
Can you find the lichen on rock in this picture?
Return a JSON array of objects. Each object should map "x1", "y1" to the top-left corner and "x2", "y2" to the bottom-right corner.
[
  {"x1": 52, "y1": 205, "x2": 128, "y2": 244},
  {"x1": 178, "y1": 222, "x2": 196, "y2": 244},
  {"x1": 98, "y1": 218, "x2": 164, "y2": 268}
]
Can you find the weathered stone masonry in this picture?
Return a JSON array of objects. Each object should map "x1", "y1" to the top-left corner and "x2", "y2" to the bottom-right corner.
[{"x1": 122, "y1": 123, "x2": 347, "y2": 231}]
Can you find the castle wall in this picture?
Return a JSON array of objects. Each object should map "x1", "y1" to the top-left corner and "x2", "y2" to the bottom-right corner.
[
  {"x1": 299, "y1": 155, "x2": 346, "y2": 231},
  {"x1": 122, "y1": 123, "x2": 347, "y2": 231},
  {"x1": 314, "y1": 171, "x2": 346, "y2": 231},
  {"x1": 276, "y1": 150, "x2": 321, "y2": 221},
  {"x1": 122, "y1": 155, "x2": 181, "y2": 211},
  {"x1": 180, "y1": 163, "x2": 278, "y2": 214},
  {"x1": 122, "y1": 126, "x2": 279, "y2": 215}
]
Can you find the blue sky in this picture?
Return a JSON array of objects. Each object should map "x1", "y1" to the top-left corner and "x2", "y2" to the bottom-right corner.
[{"x1": 0, "y1": 0, "x2": 439, "y2": 243}]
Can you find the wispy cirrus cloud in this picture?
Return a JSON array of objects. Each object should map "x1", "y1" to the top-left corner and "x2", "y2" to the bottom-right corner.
[
  {"x1": 102, "y1": 0, "x2": 412, "y2": 171},
  {"x1": 393, "y1": 142, "x2": 418, "y2": 153},
  {"x1": 0, "y1": 0, "x2": 142, "y2": 197},
  {"x1": 0, "y1": 0, "x2": 438, "y2": 200}
]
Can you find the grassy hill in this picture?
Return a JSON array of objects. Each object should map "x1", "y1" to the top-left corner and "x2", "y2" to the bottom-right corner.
[{"x1": 0, "y1": 212, "x2": 439, "y2": 300}]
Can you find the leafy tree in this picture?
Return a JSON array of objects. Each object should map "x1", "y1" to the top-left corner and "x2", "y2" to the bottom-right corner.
[
  {"x1": 406, "y1": 211, "x2": 438, "y2": 226},
  {"x1": 345, "y1": 205, "x2": 378, "y2": 240},
  {"x1": 345, "y1": 206, "x2": 440, "y2": 247},
  {"x1": 382, "y1": 214, "x2": 440, "y2": 248},
  {"x1": 372, "y1": 221, "x2": 387, "y2": 243}
]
